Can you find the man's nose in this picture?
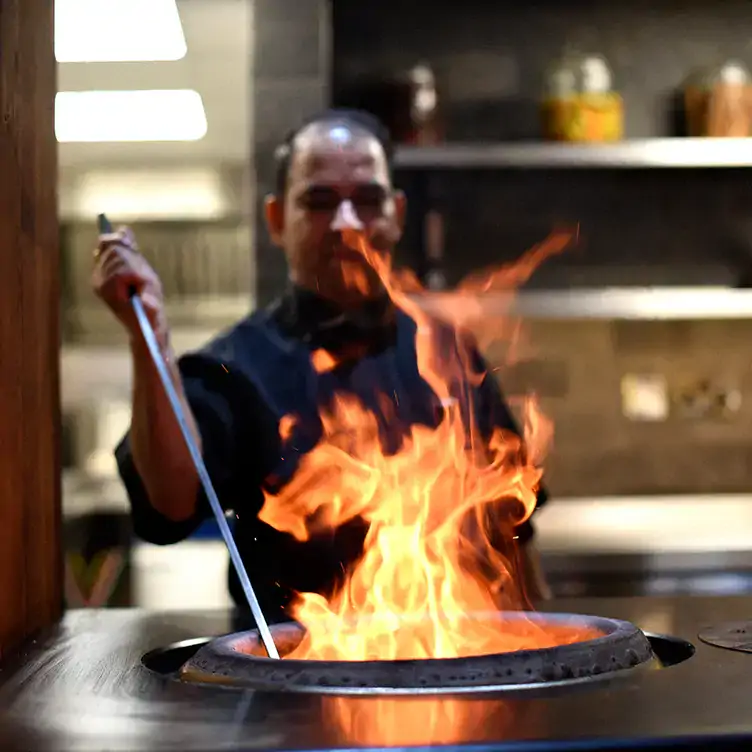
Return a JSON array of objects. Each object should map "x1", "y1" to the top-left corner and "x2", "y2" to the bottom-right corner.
[{"x1": 330, "y1": 199, "x2": 364, "y2": 232}]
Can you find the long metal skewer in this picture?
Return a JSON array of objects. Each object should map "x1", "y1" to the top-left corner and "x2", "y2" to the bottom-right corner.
[{"x1": 98, "y1": 214, "x2": 280, "y2": 659}]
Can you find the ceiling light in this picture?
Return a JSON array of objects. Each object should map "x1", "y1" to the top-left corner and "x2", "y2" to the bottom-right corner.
[
  {"x1": 55, "y1": 0, "x2": 187, "y2": 63},
  {"x1": 67, "y1": 168, "x2": 230, "y2": 221},
  {"x1": 55, "y1": 90, "x2": 208, "y2": 143}
]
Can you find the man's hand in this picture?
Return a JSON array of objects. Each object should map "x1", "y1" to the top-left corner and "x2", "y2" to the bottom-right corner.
[{"x1": 91, "y1": 226, "x2": 168, "y2": 346}]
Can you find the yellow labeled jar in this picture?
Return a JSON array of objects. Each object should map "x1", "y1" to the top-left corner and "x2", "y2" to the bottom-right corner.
[{"x1": 542, "y1": 54, "x2": 624, "y2": 142}]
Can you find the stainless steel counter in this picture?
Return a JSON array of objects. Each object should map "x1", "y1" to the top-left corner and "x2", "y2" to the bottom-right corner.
[
  {"x1": 62, "y1": 468, "x2": 752, "y2": 606},
  {"x1": 0, "y1": 597, "x2": 750, "y2": 750},
  {"x1": 63, "y1": 469, "x2": 752, "y2": 560}
]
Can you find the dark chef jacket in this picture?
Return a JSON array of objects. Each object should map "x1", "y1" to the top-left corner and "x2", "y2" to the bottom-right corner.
[{"x1": 115, "y1": 286, "x2": 548, "y2": 620}]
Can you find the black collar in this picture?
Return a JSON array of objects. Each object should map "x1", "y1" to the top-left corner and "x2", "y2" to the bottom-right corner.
[{"x1": 270, "y1": 285, "x2": 398, "y2": 355}]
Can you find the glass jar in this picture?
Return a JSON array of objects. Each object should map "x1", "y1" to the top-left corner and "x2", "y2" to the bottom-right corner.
[
  {"x1": 542, "y1": 54, "x2": 624, "y2": 142},
  {"x1": 685, "y1": 60, "x2": 752, "y2": 137}
]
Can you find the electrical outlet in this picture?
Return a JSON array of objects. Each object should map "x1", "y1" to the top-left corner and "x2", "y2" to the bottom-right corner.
[{"x1": 673, "y1": 378, "x2": 742, "y2": 420}]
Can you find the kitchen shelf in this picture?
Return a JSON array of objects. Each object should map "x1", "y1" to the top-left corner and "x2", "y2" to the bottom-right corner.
[
  {"x1": 394, "y1": 138, "x2": 752, "y2": 170},
  {"x1": 413, "y1": 287, "x2": 752, "y2": 320}
]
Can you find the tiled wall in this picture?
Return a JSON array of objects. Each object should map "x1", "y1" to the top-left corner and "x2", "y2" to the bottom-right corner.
[
  {"x1": 490, "y1": 317, "x2": 752, "y2": 497},
  {"x1": 331, "y1": 0, "x2": 752, "y2": 287},
  {"x1": 251, "y1": 0, "x2": 331, "y2": 305}
]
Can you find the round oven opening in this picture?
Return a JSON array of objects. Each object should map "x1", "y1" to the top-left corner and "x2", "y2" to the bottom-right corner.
[{"x1": 142, "y1": 611, "x2": 695, "y2": 695}]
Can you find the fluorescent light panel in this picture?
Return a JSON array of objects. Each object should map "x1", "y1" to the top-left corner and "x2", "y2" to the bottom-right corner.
[
  {"x1": 70, "y1": 168, "x2": 230, "y2": 220},
  {"x1": 55, "y1": 0, "x2": 187, "y2": 63},
  {"x1": 55, "y1": 90, "x2": 208, "y2": 143}
]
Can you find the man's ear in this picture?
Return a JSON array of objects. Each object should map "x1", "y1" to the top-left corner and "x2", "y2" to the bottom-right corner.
[{"x1": 264, "y1": 194, "x2": 284, "y2": 245}]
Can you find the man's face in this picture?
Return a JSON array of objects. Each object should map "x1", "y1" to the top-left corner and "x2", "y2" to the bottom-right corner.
[{"x1": 265, "y1": 120, "x2": 406, "y2": 305}]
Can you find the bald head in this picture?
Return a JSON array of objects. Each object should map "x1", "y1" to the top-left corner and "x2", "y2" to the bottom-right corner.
[
  {"x1": 273, "y1": 109, "x2": 394, "y2": 196},
  {"x1": 287, "y1": 119, "x2": 392, "y2": 193},
  {"x1": 264, "y1": 109, "x2": 406, "y2": 306}
]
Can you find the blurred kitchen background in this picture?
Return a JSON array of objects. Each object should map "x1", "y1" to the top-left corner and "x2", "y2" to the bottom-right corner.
[{"x1": 62, "y1": 0, "x2": 752, "y2": 611}]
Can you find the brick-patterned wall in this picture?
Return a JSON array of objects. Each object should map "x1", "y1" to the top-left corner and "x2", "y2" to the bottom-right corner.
[{"x1": 492, "y1": 318, "x2": 752, "y2": 497}]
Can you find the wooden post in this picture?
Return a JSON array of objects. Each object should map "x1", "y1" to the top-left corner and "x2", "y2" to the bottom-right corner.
[{"x1": 0, "y1": 0, "x2": 63, "y2": 654}]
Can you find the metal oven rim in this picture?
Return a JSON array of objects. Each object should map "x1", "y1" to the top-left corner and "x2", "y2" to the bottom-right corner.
[{"x1": 169, "y1": 610, "x2": 662, "y2": 695}]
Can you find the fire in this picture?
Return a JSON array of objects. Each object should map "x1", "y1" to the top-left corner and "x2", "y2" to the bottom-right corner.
[
  {"x1": 326, "y1": 696, "x2": 515, "y2": 748},
  {"x1": 258, "y1": 227, "x2": 577, "y2": 662},
  {"x1": 310, "y1": 349, "x2": 339, "y2": 374},
  {"x1": 278, "y1": 414, "x2": 297, "y2": 442}
]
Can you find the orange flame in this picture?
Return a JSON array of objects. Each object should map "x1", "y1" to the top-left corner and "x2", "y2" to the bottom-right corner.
[
  {"x1": 325, "y1": 696, "x2": 516, "y2": 748},
  {"x1": 259, "y1": 227, "x2": 576, "y2": 662},
  {"x1": 311, "y1": 349, "x2": 339, "y2": 374},
  {"x1": 278, "y1": 414, "x2": 298, "y2": 442}
]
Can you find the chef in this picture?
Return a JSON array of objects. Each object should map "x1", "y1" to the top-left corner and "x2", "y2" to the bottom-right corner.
[{"x1": 92, "y1": 108, "x2": 551, "y2": 621}]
